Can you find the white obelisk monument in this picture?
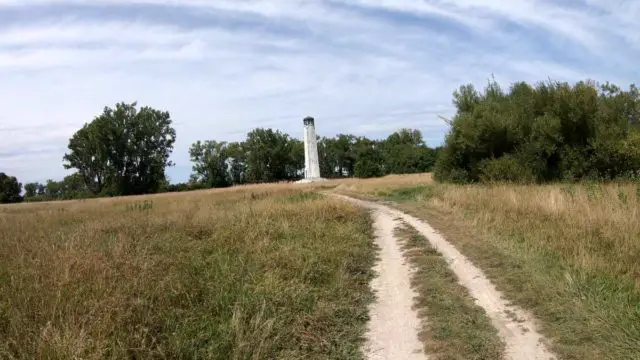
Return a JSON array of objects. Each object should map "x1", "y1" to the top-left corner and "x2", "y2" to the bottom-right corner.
[{"x1": 300, "y1": 116, "x2": 324, "y2": 182}]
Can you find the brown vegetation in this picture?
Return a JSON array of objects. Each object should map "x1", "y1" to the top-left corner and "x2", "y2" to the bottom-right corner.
[
  {"x1": 0, "y1": 186, "x2": 376, "y2": 359},
  {"x1": 337, "y1": 173, "x2": 640, "y2": 359}
]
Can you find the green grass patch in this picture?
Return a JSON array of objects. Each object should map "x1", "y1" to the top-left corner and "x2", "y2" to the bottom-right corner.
[{"x1": 375, "y1": 184, "x2": 439, "y2": 202}]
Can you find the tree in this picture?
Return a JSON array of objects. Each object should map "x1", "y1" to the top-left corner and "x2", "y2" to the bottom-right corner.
[
  {"x1": 189, "y1": 140, "x2": 232, "y2": 188},
  {"x1": 36, "y1": 183, "x2": 46, "y2": 196},
  {"x1": 382, "y1": 129, "x2": 435, "y2": 174},
  {"x1": 435, "y1": 78, "x2": 640, "y2": 183},
  {"x1": 0, "y1": 173, "x2": 22, "y2": 204},
  {"x1": 353, "y1": 138, "x2": 384, "y2": 178},
  {"x1": 227, "y1": 142, "x2": 246, "y2": 185},
  {"x1": 243, "y1": 128, "x2": 302, "y2": 183},
  {"x1": 189, "y1": 126, "x2": 441, "y2": 185},
  {"x1": 24, "y1": 183, "x2": 38, "y2": 198},
  {"x1": 333, "y1": 134, "x2": 358, "y2": 176},
  {"x1": 63, "y1": 102, "x2": 176, "y2": 196},
  {"x1": 318, "y1": 137, "x2": 337, "y2": 178}
]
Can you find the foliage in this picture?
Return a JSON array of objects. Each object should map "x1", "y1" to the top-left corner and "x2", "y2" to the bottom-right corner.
[
  {"x1": 24, "y1": 174, "x2": 93, "y2": 202},
  {"x1": 27, "y1": 99, "x2": 440, "y2": 199},
  {"x1": 63, "y1": 102, "x2": 176, "y2": 196},
  {"x1": 478, "y1": 155, "x2": 536, "y2": 183},
  {"x1": 435, "y1": 78, "x2": 640, "y2": 183},
  {"x1": 189, "y1": 128, "x2": 438, "y2": 188},
  {"x1": 382, "y1": 128, "x2": 438, "y2": 175},
  {"x1": 353, "y1": 140, "x2": 384, "y2": 178},
  {"x1": 189, "y1": 140, "x2": 235, "y2": 188},
  {"x1": 0, "y1": 172, "x2": 22, "y2": 204},
  {"x1": 243, "y1": 128, "x2": 303, "y2": 183}
]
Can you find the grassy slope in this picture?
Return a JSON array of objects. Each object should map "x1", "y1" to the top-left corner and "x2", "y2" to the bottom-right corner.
[
  {"x1": 395, "y1": 224, "x2": 504, "y2": 360},
  {"x1": 0, "y1": 187, "x2": 376, "y2": 359},
  {"x1": 337, "y1": 175, "x2": 640, "y2": 360}
]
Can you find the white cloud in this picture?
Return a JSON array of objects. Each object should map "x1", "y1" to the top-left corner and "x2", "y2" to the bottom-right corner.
[{"x1": 0, "y1": 0, "x2": 637, "y2": 183}]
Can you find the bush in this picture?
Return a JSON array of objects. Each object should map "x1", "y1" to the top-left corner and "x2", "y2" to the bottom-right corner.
[
  {"x1": 435, "y1": 78, "x2": 640, "y2": 183},
  {"x1": 0, "y1": 173, "x2": 22, "y2": 204},
  {"x1": 478, "y1": 155, "x2": 536, "y2": 183}
]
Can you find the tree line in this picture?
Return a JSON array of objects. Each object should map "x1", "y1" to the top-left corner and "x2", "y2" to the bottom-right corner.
[
  {"x1": 4, "y1": 77, "x2": 640, "y2": 204},
  {"x1": 187, "y1": 128, "x2": 439, "y2": 189},
  {"x1": 1, "y1": 103, "x2": 439, "y2": 203}
]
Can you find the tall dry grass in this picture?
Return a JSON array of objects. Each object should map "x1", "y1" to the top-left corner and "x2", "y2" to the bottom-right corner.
[
  {"x1": 337, "y1": 176, "x2": 640, "y2": 359},
  {"x1": 0, "y1": 186, "x2": 375, "y2": 359}
]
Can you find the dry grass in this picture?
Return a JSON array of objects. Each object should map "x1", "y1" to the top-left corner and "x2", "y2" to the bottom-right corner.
[
  {"x1": 336, "y1": 175, "x2": 640, "y2": 359},
  {"x1": 0, "y1": 186, "x2": 376, "y2": 359}
]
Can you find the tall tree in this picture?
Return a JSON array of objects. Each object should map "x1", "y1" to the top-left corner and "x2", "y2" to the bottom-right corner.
[
  {"x1": 353, "y1": 138, "x2": 384, "y2": 178},
  {"x1": 189, "y1": 140, "x2": 232, "y2": 188},
  {"x1": 24, "y1": 183, "x2": 38, "y2": 198},
  {"x1": 227, "y1": 142, "x2": 246, "y2": 185},
  {"x1": 243, "y1": 128, "x2": 302, "y2": 183},
  {"x1": 382, "y1": 129, "x2": 435, "y2": 174},
  {"x1": 63, "y1": 102, "x2": 176, "y2": 196},
  {"x1": 0, "y1": 173, "x2": 22, "y2": 204}
]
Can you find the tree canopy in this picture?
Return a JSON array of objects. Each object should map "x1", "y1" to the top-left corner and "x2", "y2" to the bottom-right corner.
[
  {"x1": 435, "y1": 79, "x2": 640, "y2": 183},
  {"x1": 188, "y1": 128, "x2": 439, "y2": 187},
  {"x1": 63, "y1": 102, "x2": 176, "y2": 196},
  {"x1": 0, "y1": 173, "x2": 22, "y2": 204}
]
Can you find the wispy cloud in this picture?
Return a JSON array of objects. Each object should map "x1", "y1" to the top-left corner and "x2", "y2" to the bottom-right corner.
[{"x1": 1, "y1": 0, "x2": 638, "y2": 183}]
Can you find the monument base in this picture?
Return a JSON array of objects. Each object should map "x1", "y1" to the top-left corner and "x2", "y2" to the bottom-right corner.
[{"x1": 295, "y1": 177, "x2": 327, "y2": 184}]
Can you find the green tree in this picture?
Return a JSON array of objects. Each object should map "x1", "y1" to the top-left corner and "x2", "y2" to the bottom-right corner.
[
  {"x1": 435, "y1": 78, "x2": 640, "y2": 183},
  {"x1": 0, "y1": 172, "x2": 22, "y2": 203},
  {"x1": 45, "y1": 179, "x2": 62, "y2": 198},
  {"x1": 318, "y1": 137, "x2": 338, "y2": 178},
  {"x1": 382, "y1": 129, "x2": 435, "y2": 174},
  {"x1": 227, "y1": 142, "x2": 246, "y2": 185},
  {"x1": 24, "y1": 183, "x2": 38, "y2": 198},
  {"x1": 189, "y1": 140, "x2": 232, "y2": 188},
  {"x1": 333, "y1": 134, "x2": 358, "y2": 176},
  {"x1": 353, "y1": 138, "x2": 384, "y2": 178},
  {"x1": 243, "y1": 128, "x2": 302, "y2": 183},
  {"x1": 63, "y1": 102, "x2": 176, "y2": 196}
]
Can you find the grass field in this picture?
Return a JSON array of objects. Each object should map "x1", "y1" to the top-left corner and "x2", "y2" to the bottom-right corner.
[
  {"x1": 0, "y1": 186, "x2": 376, "y2": 359},
  {"x1": 336, "y1": 174, "x2": 640, "y2": 360},
  {"x1": 3, "y1": 174, "x2": 639, "y2": 359}
]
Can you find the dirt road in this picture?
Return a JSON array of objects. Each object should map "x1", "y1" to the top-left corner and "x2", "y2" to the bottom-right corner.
[
  {"x1": 333, "y1": 194, "x2": 556, "y2": 360},
  {"x1": 364, "y1": 209, "x2": 426, "y2": 360}
]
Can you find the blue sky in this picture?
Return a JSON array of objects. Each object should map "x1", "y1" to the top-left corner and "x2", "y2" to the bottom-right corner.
[{"x1": 1, "y1": 0, "x2": 638, "y2": 184}]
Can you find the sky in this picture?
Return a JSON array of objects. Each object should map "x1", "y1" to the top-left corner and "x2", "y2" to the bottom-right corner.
[{"x1": 1, "y1": 0, "x2": 639, "y2": 184}]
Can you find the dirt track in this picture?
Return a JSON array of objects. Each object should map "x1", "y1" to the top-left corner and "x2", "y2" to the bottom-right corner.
[
  {"x1": 334, "y1": 194, "x2": 556, "y2": 360},
  {"x1": 364, "y1": 209, "x2": 426, "y2": 360}
]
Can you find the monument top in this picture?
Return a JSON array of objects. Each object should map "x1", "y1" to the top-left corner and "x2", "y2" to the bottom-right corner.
[{"x1": 303, "y1": 116, "x2": 315, "y2": 125}]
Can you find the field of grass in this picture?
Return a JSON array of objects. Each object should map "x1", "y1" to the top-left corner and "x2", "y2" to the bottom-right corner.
[
  {"x1": 3, "y1": 173, "x2": 639, "y2": 359},
  {"x1": 336, "y1": 174, "x2": 640, "y2": 360},
  {"x1": 0, "y1": 186, "x2": 376, "y2": 359}
]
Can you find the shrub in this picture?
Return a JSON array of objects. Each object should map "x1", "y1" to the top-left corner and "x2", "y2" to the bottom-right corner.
[
  {"x1": 478, "y1": 155, "x2": 536, "y2": 183},
  {"x1": 435, "y1": 78, "x2": 640, "y2": 183}
]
